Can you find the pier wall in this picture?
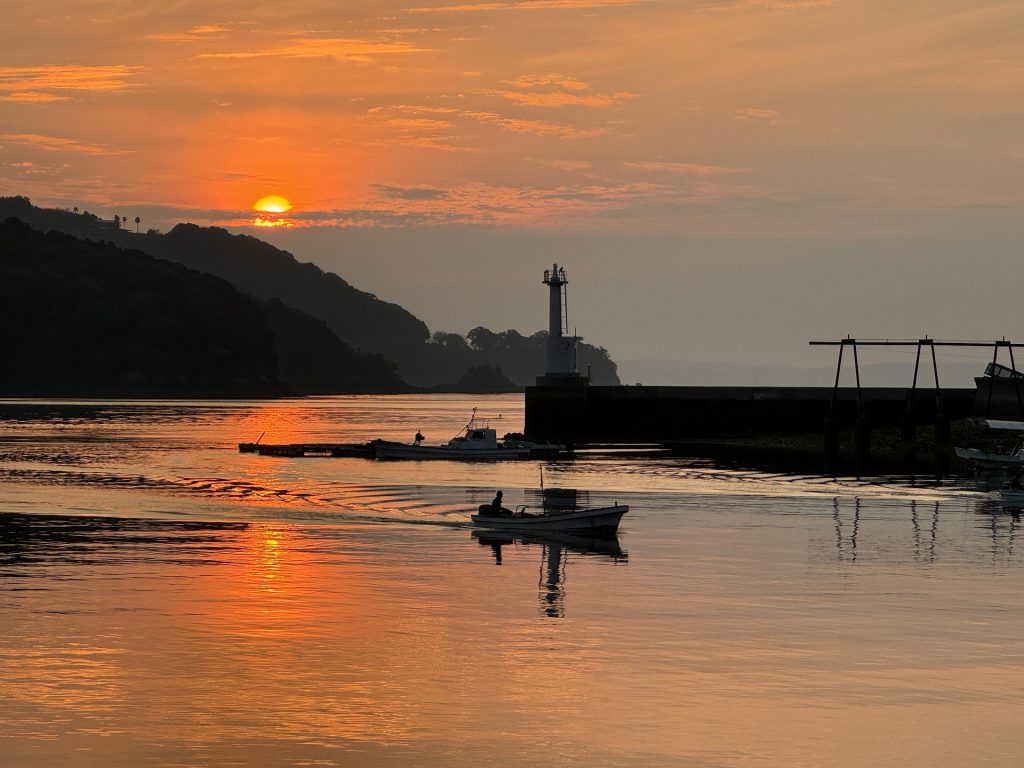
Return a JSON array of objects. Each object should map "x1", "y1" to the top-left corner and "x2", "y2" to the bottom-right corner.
[{"x1": 525, "y1": 384, "x2": 976, "y2": 444}]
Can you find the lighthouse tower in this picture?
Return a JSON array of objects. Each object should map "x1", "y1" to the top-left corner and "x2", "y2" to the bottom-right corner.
[{"x1": 538, "y1": 264, "x2": 583, "y2": 385}]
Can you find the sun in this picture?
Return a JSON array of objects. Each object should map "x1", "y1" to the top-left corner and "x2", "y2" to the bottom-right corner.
[{"x1": 253, "y1": 194, "x2": 292, "y2": 214}]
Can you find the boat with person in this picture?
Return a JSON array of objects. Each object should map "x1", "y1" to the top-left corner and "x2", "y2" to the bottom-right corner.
[
  {"x1": 373, "y1": 409, "x2": 562, "y2": 460},
  {"x1": 472, "y1": 486, "x2": 628, "y2": 536},
  {"x1": 472, "y1": 503, "x2": 629, "y2": 535}
]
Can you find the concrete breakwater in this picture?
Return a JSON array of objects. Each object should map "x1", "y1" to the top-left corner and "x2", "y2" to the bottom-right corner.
[{"x1": 525, "y1": 383, "x2": 977, "y2": 447}]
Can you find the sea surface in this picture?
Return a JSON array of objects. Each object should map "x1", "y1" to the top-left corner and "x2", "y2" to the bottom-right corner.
[{"x1": 2, "y1": 394, "x2": 1024, "y2": 767}]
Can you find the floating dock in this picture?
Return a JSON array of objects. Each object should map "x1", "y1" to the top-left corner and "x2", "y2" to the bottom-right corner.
[{"x1": 239, "y1": 442, "x2": 376, "y2": 458}]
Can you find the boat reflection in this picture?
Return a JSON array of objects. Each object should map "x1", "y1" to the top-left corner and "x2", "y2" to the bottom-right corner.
[{"x1": 473, "y1": 529, "x2": 627, "y2": 618}]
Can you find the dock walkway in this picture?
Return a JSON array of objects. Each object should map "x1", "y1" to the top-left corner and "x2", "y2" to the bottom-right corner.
[{"x1": 239, "y1": 442, "x2": 376, "y2": 458}]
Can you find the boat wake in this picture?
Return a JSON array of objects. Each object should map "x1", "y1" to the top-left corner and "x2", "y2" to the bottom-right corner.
[{"x1": 0, "y1": 466, "x2": 483, "y2": 527}]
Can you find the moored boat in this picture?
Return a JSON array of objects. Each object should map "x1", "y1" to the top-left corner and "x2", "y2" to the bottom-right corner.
[
  {"x1": 373, "y1": 410, "x2": 561, "y2": 460},
  {"x1": 956, "y1": 419, "x2": 1024, "y2": 469}
]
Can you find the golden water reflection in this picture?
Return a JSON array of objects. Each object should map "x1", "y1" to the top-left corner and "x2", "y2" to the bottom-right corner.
[{"x1": 5, "y1": 507, "x2": 1024, "y2": 766}]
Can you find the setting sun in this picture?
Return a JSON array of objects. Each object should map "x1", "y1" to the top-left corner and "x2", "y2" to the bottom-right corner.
[{"x1": 253, "y1": 195, "x2": 292, "y2": 214}]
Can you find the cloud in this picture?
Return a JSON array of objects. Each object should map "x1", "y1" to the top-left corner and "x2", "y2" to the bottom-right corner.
[
  {"x1": 742, "y1": 0, "x2": 834, "y2": 8},
  {"x1": 464, "y1": 111, "x2": 607, "y2": 138},
  {"x1": 483, "y1": 88, "x2": 631, "y2": 108},
  {"x1": 372, "y1": 184, "x2": 450, "y2": 200},
  {"x1": 504, "y1": 74, "x2": 590, "y2": 91},
  {"x1": 199, "y1": 37, "x2": 428, "y2": 62},
  {"x1": 3, "y1": 91, "x2": 68, "y2": 103},
  {"x1": 547, "y1": 159, "x2": 593, "y2": 171},
  {"x1": 703, "y1": 0, "x2": 833, "y2": 9},
  {"x1": 483, "y1": 72, "x2": 633, "y2": 109},
  {"x1": 734, "y1": 107, "x2": 795, "y2": 126},
  {"x1": 0, "y1": 65, "x2": 138, "y2": 102},
  {"x1": 406, "y1": 0, "x2": 648, "y2": 13},
  {"x1": 626, "y1": 161, "x2": 750, "y2": 175},
  {"x1": 369, "y1": 105, "x2": 461, "y2": 114},
  {"x1": 0, "y1": 133, "x2": 128, "y2": 156},
  {"x1": 385, "y1": 118, "x2": 454, "y2": 131},
  {"x1": 147, "y1": 25, "x2": 228, "y2": 42}
]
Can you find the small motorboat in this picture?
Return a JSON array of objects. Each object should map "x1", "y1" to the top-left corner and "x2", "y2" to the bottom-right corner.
[
  {"x1": 471, "y1": 503, "x2": 628, "y2": 536},
  {"x1": 956, "y1": 419, "x2": 1024, "y2": 469},
  {"x1": 472, "y1": 486, "x2": 627, "y2": 536},
  {"x1": 956, "y1": 447, "x2": 1024, "y2": 467},
  {"x1": 374, "y1": 410, "x2": 561, "y2": 461}
]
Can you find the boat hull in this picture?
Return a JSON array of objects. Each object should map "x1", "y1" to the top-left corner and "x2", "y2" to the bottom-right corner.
[
  {"x1": 375, "y1": 441, "x2": 532, "y2": 460},
  {"x1": 955, "y1": 447, "x2": 1024, "y2": 467},
  {"x1": 472, "y1": 505, "x2": 628, "y2": 536}
]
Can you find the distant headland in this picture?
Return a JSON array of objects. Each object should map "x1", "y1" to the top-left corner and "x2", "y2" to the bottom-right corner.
[{"x1": 0, "y1": 197, "x2": 619, "y2": 397}]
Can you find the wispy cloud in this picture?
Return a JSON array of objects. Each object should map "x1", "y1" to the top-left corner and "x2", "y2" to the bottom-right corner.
[
  {"x1": 483, "y1": 89, "x2": 631, "y2": 108},
  {"x1": 385, "y1": 118, "x2": 455, "y2": 131},
  {"x1": 372, "y1": 184, "x2": 450, "y2": 200},
  {"x1": 505, "y1": 74, "x2": 590, "y2": 91},
  {"x1": 0, "y1": 133, "x2": 128, "y2": 156},
  {"x1": 407, "y1": 0, "x2": 648, "y2": 13},
  {"x1": 199, "y1": 37, "x2": 428, "y2": 62},
  {"x1": 147, "y1": 25, "x2": 228, "y2": 42},
  {"x1": 741, "y1": 0, "x2": 834, "y2": 8},
  {"x1": 369, "y1": 104, "x2": 461, "y2": 115},
  {"x1": 547, "y1": 159, "x2": 593, "y2": 171},
  {"x1": 481, "y1": 73, "x2": 633, "y2": 109},
  {"x1": 465, "y1": 111, "x2": 607, "y2": 138},
  {"x1": 626, "y1": 161, "x2": 750, "y2": 175},
  {"x1": 0, "y1": 65, "x2": 138, "y2": 102},
  {"x1": 734, "y1": 107, "x2": 795, "y2": 126},
  {"x1": 3, "y1": 91, "x2": 68, "y2": 103},
  {"x1": 703, "y1": 0, "x2": 834, "y2": 9}
]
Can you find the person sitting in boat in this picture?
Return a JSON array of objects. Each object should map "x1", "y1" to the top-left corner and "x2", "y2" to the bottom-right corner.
[
  {"x1": 414, "y1": 431, "x2": 424, "y2": 445},
  {"x1": 489, "y1": 490, "x2": 511, "y2": 517}
]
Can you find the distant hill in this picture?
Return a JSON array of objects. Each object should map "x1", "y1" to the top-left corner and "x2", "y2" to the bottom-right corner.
[
  {"x1": 0, "y1": 218, "x2": 405, "y2": 396},
  {"x1": 0, "y1": 219, "x2": 279, "y2": 396},
  {"x1": 434, "y1": 364, "x2": 519, "y2": 393},
  {"x1": 0, "y1": 197, "x2": 621, "y2": 387},
  {"x1": 257, "y1": 298, "x2": 402, "y2": 394},
  {"x1": 421, "y1": 327, "x2": 619, "y2": 388}
]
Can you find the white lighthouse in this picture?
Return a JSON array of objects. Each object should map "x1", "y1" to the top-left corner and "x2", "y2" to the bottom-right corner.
[{"x1": 538, "y1": 263, "x2": 583, "y2": 385}]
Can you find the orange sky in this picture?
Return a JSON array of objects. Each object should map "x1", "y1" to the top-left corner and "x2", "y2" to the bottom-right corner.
[{"x1": 2, "y1": 1, "x2": 1023, "y2": 372}]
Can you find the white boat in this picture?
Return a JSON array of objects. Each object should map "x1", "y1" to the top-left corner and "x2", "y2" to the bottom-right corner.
[
  {"x1": 955, "y1": 446, "x2": 1024, "y2": 467},
  {"x1": 374, "y1": 410, "x2": 560, "y2": 461},
  {"x1": 472, "y1": 503, "x2": 628, "y2": 536},
  {"x1": 955, "y1": 419, "x2": 1024, "y2": 468}
]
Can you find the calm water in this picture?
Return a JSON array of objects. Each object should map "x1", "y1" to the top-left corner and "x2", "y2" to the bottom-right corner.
[{"x1": 2, "y1": 395, "x2": 1024, "y2": 767}]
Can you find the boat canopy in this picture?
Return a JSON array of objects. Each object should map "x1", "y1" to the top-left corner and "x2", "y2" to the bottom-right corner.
[{"x1": 985, "y1": 419, "x2": 1024, "y2": 431}]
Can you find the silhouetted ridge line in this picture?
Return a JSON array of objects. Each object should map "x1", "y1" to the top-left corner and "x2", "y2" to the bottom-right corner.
[
  {"x1": 0, "y1": 217, "x2": 406, "y2": 396},
  {"x1": 0, "y1": 196, "x2": 620, "y2": 389}
]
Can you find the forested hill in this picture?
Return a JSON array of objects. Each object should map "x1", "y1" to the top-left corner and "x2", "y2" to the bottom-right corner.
[
  {"x1": 0, "y1": 219, "x2": 405, "y2": 396},
  {"x1": 0, "y1": 197, "x2": 620, "y2": 387},
  {"x1": 0, "y1": 219, "x2": 279, "y2": 396}
]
